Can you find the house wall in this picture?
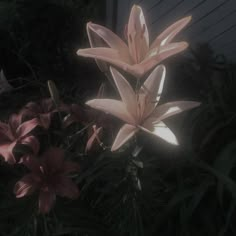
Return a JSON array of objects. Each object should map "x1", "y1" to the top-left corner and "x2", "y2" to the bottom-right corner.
[{"x1": 107, "y1": 0, "x2": 236, "y2": 62}]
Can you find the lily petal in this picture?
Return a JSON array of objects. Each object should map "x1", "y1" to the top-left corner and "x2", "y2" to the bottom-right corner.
[
  {"x1": 142, "y1": 65, "x2": 166, "y2": 102},
  {"x1": 14, "y1": 174, "x2": 37, "y2": 198},
  {"x1": 87, "y1": 22, "x2": 130, "y2": 58},
  {"x1": 78, "y1": 48, "x2": 146, "y2": 78},
  {"x1": 87, "y1": 23, "x2": 110, "y2": 73},
  {"x1": 110, "y1": 67, "x2": 137, "y2": 118},
  {"x1": 141, "y1": 42, "x2": 188, "y2": 73},
  {"x1": 111, "y1": 124, "x2": 138, "y2": 151},
  {"x1": 140, "y1": 65, "x2": 166, "y2": 118},
  {"x1": 9, "y1": 113, "x2": 22, "y2": 131},
  {"x1": 39, "y1": 190, "x2": 56, "y2": 214},
  {"x1": 128, "y1": 5, "x2": 149, "y2": 63},
  {"x1": 16, "y1": 118, "x2": 39, "y2": 138},
  {"x1": 141, "y1": 120, "x2": 178, "y2": 145},
  {"x1": 0, "y1": 141, "x2": 17, "y2": 164},
  {"x1": 77, "y1": 47, "x2": 131, "y2": 64},
  {"x1": 85, "y1": 126, "x2": 102, "y2": 153},
  {"x1": 150, "y1": 16, "x2": 191, "y2": 49},
  {"x1": 86, "y1": 99, "x2": 135, "y2": 124},
  {"x1": 152, "y1": 101, "x2": 201, "y2": 122}
]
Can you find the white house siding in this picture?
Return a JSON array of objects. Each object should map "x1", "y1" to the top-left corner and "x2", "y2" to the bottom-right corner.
[{"x1": 106, "y1": 0, "x2": 236, "y2": 62}]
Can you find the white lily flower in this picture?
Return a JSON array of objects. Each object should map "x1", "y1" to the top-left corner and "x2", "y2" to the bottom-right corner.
[{"x1": 86, "y1": 65, "x2": 200, "y2": 151}]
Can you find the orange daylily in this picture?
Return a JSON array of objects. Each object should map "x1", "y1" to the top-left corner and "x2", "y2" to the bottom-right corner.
[
  {"x1": 77, "y1": 5, "x2": 191, "y2": 78},
  {"x1": 86, "y1": 66, "x2": 200, "y2": 151}
]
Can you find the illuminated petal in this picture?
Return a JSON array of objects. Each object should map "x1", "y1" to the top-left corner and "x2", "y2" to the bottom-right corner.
[
  {"x1": 152, "y1": 101, "x2": 201, "y2": 122},
  {"x1": 128, "y1": 5, "x2": 149, "y2": 63},
  {"x1": 78, "y1": 48, "x2": 144, "y2": 78},
  {"x1": 87, "y1": 23, "x2": 111, "y2": 73},
  {"x1": 87, "y1": 22, "x2": 129, "y2": 57},
  {"x1": 110, "y1": 67, "x2": 137, "y2": 118},
  {"x1": 86, "y1": 99, "x2": 135, "y2": 124},
  {"x1": 140, "y1": 42, "x2": 188, "y2": 73},
  {"x1": 141, "y1": 120, "x2": 178, "y2": 145},
  {"x1": 140, "y1": 65, "x2": 166, "y2": 117},
  {"x1": 150, "y1": 16, "x2": 191, "y2": 49},
  {"x1": 111, "y1": 124, "x2": 138, "y2": 151},
  {"x1": 77, "y1": 47, "x2": 131, "y2": 64}
]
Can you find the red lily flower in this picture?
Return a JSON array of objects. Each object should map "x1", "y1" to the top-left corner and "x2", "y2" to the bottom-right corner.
[
  {"x1": 14, "y1": 147, "x2": 79, "y2": 214},
  {"x1": 0, "y1": 114, "x2": 39, "y2": 164},
  {"x1": 21, "y1": 98, "x2": 69, "y2": 129}
]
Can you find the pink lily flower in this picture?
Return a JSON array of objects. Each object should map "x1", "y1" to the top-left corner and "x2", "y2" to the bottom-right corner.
[
  {"x1": 14, "y1": 147, "x2": 79, "y2": 214},
  {"x1": 0, "y1": 114, "x2": 39, "y2": 164},
  {"x1": 21, "y1": 98, "x2": 68, "y2": 129},
  {"x1": 77, "y1": 5, "x2": 191, "y2": 78},
  {"x1": 86, "y1": 66, "x2": 200, "y2": 151}
]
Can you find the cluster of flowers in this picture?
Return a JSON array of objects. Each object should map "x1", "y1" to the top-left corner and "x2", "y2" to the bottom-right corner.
[
  {"x1": 77, "y1": 5, "x2": 201, "y2": 150},
  {"x1": 0, "y1": 4, "x2": 201, "y2": 214},
  {"x1": 0, "y1": 98, "x2": 83, "y2": 213}
]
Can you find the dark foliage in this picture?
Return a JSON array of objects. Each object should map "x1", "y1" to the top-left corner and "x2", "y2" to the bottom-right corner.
[
  {"x1": 1, "y1": 1, "x2": 236, "y2": 235},
  {"x1": 0, "y1": 0, "x2": 105, "y2": 81}
]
